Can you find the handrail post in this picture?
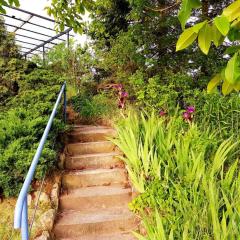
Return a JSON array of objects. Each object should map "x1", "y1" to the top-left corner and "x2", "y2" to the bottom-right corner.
[
  {"x1": 21, "y1": 197, "x2": 29, "y2": 240},
  {"x1": 64, "y1": 82, "x2": 67, "y2": 123}
]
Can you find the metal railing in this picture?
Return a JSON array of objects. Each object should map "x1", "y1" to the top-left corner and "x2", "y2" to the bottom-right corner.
[{"x1": 14, "y1": 82, "x2": 67, "y2": 240}]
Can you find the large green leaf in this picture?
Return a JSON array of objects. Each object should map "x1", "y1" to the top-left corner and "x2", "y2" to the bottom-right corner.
[
  {"x1": 176, "y1": 22, "x2": 206, "y2": 51},
  {"x1": 212, "y1": 24, "x2": 224, "y2": 47},
  {"x1": 176, "y1": 27, "x2": 198, "y2": 51},
  {"x1": 222, "y1": 80, "x2": 234, "y2": 95},
  {"x1": 214, "y1": 15, "x2": 230, "y2": 36},
  {"x1": 225, "y1": 53, "x2": 240, "y2": 84},
  {"x1": 178, "y1": 0, "x2": 201, "y2": 29},
  {"x1": 193, "y1": 21, "x2": 207, "y2": 33},
  {"x1": 198, "y1": 23, "x2": 212, "y2": 55},
  {"x1": 207, "y1": 74, "x2": 221, "y2": 93},
  {"x1": 223, "y1": 0, "x2": 240, "y2": 22}
]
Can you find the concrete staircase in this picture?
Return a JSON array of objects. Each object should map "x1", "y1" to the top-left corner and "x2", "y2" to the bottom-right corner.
[{"x1": 53, "y1": 125, "x2": 137, "y2": 240}]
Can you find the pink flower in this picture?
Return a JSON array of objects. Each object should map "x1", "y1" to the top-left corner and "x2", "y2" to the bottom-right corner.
[
  {"x1": 159, "y1": 110, "x2": 166, "y2": 117},
  {"x1": 182, "y1": 111, "x2": 191, "y2": 121}
]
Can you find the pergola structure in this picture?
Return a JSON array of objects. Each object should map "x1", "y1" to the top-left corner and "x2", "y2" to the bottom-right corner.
[{"x1": 1, "y1": 6, "x2": 73, "y2": 62}]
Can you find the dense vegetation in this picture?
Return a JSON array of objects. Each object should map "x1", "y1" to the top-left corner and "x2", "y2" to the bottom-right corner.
[{"x1": 0, "y1": 18, "x2": 65, "y2": 197}]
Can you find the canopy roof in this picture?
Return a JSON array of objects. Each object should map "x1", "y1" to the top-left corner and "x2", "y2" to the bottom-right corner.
[{"x1": 2, "y1": 6, "x2": 73, "y2": 58}]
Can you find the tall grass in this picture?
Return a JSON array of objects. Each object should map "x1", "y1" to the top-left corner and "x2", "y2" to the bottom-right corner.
[{"x1": 113, "y1": 112, "x2": 240, "y2": 239}]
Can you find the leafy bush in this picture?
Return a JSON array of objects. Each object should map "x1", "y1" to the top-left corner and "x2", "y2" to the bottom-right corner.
[
  {"x1": 128, "y1": 70, "x2": 208, "y2": 114},
  {"x1": 0, "y1": 69, "x2": 66, "y2": 197},
  {"x1": 113, "y1": 112, "x2": 240, "y2": 239},
  {"x1": 70, "y1": 92, "x2": 118, "y2": 123},
  {"x1": 185, "y1": 91, "x2": 240, "y2": 141}
]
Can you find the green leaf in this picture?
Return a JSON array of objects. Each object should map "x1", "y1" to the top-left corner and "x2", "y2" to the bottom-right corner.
[
  {"x1": 207, "y1": 74, "x2": 221, "y2": 93},
  {"x1": 176, "y1": 27, "x2": 198, "y2": 51},
  {"x1": 231, "y1": 18, "x2": 240, "y2": 29},
  {"x1": 224, "y1": 45, "x2": 240, "y2": 55},
  {"x1": 223, "y1": 0, "x2": 240, "y2": 22},
  {"x1": 222, "y1": 80, "x2": 234, "y2": 95},
  {"x1": 192, "y1": 21, "x2": 207, "y2": 33},
  {"x1": 198, "y1": 23, "x2": 212, "y2": 55},
  {"x1": 211, "y1": 24, "x2": 224, "y2": 47},
  {"x1": 214, "y1": 15, "x2": 230, "y2": 36},
  {"x1": 178, "y1": 0, "x2": 201, "y2": 29},
  {"x1": 228, "y1": 27, "x2": 240, "y2": 41},
  {"x1": 225, "y1": 52, "x2": 240, "y2": 84}
]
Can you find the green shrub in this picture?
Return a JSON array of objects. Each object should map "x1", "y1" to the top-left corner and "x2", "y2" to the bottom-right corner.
[
  {"x1": 70, "y1": 92, "x2": 118, "y2": 122},
  {"x1": 0, "y1": 69, "x2": 66, "y2": 197}
]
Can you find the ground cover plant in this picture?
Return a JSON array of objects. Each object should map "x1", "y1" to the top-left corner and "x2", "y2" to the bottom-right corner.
[{"x1": 113, "y1": 112, "x2": 240, "y2": 239}]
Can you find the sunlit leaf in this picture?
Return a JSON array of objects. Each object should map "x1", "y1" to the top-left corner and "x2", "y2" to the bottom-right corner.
[
  {"x1": 214, "y1": 15, "x2": 230, "y2": 36},
  {"x1": 198, "y1": 23, "x2": 212, "y2": 55},
  {"x1": 222, "y1": 80, "x2": 234, "y2": 95},
  {"x1": 178, "y1": 0, "x2": 201, "y2": 29},
  {"x1": 225, "y1": 52, "x2": 240, "y2": 84},
  {"x1": 176, "y1": 27, "x2": 198, "y2": 51},
  {"x1": 223, "y1": 0, "x2": 240, "y2": 22},
  {"x1": 207, "y1": 74, "x2": 221, "y2": 93},
  {"x1": 211, "y1": 24, "x2": 224, "y2": 47}
]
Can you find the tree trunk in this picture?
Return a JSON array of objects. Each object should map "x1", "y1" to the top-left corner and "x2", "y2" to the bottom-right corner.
[{"x1": 202, "y1": 0, "x2": 209, "y2": 20}]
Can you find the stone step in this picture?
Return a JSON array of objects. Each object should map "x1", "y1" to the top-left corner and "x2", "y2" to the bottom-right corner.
[
  {"x1": 53, "y1": 208, "x2": 136, "y2": 238},
  {"x1": 66, "y1": 141, "x2": 115, "y2": 155},
  {"x1": 62, "y1": 169, "x2": 128, "y2": 190},
  {"x1": 60, "y1": 186, "x2": 132, "y2": 211},
  {"x1": 58, "y1": 232, "x2": 136, "y2": 240},
  {"x1": 73, "y1": 125, "x2": 111, "y2": 130},
  {"x1": 68, "y1": 128, "x2": 116, "y2": 143},
  {"x1": 65, "y1": 152, "x2": 124, "y2": 170}
]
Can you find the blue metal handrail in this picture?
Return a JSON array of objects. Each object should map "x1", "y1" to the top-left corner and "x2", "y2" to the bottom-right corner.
[{"x1": 14, "y1": 82, "x2": 67, "y2": 240}]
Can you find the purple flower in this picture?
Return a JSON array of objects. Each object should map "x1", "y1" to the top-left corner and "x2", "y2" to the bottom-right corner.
[
  {"x1": 186, "y1": 106, "x2": 195, "y2": 113},
  {"x1": 121, "y1": 91, "x2": 128, "y2": 98}
]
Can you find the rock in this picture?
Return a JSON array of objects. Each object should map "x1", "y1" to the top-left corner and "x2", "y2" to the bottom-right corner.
[
  {"x1": 58, "y1": 153, "x2": 65, "y2": 169},
  {"x1": 33, "y1": 191, "x2": 51, "y2": 206},
  {"x1": 51, "y1": 183, "x2": 60, "y2": 209},
  {"x1": 27, "y1": 194, "x2": 32, "y2": 206},
  {"x1": 34, "y1": 231, "x2": 51, "y2": 240},
  {"x1": 39, "y1": 209, "x2": 56, "y2": 231}
]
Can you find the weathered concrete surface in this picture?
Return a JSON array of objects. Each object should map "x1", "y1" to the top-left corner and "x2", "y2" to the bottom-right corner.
[{"x1": 53, "y1": 125, "x2": 136, "y2": 239}]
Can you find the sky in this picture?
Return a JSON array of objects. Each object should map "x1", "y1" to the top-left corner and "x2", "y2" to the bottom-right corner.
[{"x1": 3, "y1": 0, "x2": 88, "y2": 57}]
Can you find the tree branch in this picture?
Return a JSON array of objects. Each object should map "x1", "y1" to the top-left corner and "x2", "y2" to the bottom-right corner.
[{"x1": 144, "y1": 1, "x2": 181, "y2": 13}]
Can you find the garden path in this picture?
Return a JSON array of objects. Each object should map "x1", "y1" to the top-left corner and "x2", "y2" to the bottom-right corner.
[{"x1": 53, "y1": 125, "x2": 137, "y2": 239}]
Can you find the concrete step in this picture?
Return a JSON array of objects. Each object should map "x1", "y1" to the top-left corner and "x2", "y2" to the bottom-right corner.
[
  {"x1": 65, "y1": 152, "x2": 124, "y2": 170},
  {"x1": 68, "y1": 127, "x2": 116, "y2": 143},
  {"x1": 60, "y1": 186, "x2": 132, "y2": 211},
  {"x1": 53, "y1": 208, "x2": 136, "y2": 238},
  {"x1": 72, "y1": 125, "x2": 111, "y2": 130},
  {"x1": 66, "y1": 141, "x2": 115, "y2": 155},
  {"x1": 58, "y1": 232, "x2": 136, "y2": 240},
  {"x1": 62, "y1": 169, "x2": 128, "y2": 190}
]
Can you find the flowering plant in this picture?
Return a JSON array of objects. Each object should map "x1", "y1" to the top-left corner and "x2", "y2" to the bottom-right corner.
[
  {"x1": 111, "y1": 83, "x2": 128, "y2": 109},
  {"x1": 182, "y1": 106, "x2": 195, "y2": 122}
]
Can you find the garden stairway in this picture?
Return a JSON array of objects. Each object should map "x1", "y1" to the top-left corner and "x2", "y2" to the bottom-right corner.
[{"x1": 53, "y1": 125, "x2": 137, "y2": 240}]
